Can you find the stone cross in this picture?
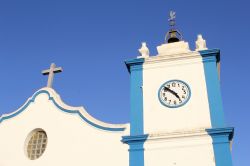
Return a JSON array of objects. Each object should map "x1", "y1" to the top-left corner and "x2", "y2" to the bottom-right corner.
[{"x1": 42, "y1": 63, "x2": 63, "y2": 88}]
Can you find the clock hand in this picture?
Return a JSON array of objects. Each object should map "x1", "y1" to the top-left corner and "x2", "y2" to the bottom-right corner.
[{"x1": 164, "y1": 87, "x2": 181, "y2": 100}]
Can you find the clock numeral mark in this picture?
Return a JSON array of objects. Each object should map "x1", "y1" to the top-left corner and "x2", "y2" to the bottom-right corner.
[
  {"x1": 183, "y1": 89, "x2": 186, "y2": 94},
  {"x1": 172, "y1": 82, "x2": 176, "y2": 87},
  {"x1": 177, "y1": 83, "x2": 180, "y2": 87},
  {"x1": 163, "y1": 87, "x2": 168, "y2": 92},
  {"x1": 182, "y1": 95, "x2": 185, "y2": 99},
  {"x1": 168, "y1": 100, "x2": 171, "y2": 104},
  {"x1": 164, "y1": 97, "x2": 167, "y2": 101},
  {"x1": 163, "y1": 93, "x2": 165, "y2": 97},
  {"x1": 174, "y1": 100, "x2": 177, "y2": 105}
]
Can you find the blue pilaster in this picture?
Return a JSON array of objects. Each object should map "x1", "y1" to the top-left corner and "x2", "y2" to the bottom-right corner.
[
  {"x1": 122, "y1": 135, "x2": 148, "y2": 166},
  {"x1": 199, "y1": 49, "x2": 225, "y2": 128},
  {"x1": 200, "y1": 49, "x2": 234, "y2": 166},
  {"x1": 124, "y1": 58, "x2": 145, "y2": 166},
  {"x1": 206, "y1": 128, "x2": 234, "y2": 166},
  {"x1": 125, "y1": 58, "x2": 145, "y2": 135}
]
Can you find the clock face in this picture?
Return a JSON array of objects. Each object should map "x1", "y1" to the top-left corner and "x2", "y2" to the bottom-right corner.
[{"x1": 158, "y1": 80, "x2": 191, "y2": 108}]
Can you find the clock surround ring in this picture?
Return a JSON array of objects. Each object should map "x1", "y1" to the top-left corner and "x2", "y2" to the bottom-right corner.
[{"x1": 158, "y1": 79, "x2": 191, "y2": 108}]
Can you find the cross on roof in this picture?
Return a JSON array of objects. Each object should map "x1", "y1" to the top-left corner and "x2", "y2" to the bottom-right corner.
[{"x1": 42, "y1": 63, "x2": 63, "y2": 88}]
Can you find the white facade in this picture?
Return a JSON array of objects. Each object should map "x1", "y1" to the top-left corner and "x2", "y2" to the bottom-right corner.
[
  {"x1": 0, "y1": 36, "x2": 233, "y2": 166},
  {"x1": 0, "y1": 88, "x2": 129, "y2": 166},
  {"x1": 141, "y1": 42, "x2": 215, "y2": 165},
  {"x1": 123, "y1": 38, "x2": 233, "y2": 166}
]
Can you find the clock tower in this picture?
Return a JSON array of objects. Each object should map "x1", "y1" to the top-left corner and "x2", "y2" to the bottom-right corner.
[{"x1": 122, "y1": 11, "x2": 234, "y2": 166}]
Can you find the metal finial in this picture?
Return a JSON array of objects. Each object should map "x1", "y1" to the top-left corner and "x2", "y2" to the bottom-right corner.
[
  {"x1": 168, "y1": 11, "x2": 176, "y2": 27},
  {"x1": 165, "y1": 10, "x2": 183, "y2": 43}
]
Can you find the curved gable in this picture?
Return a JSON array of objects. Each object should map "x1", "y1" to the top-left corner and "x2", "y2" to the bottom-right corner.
[{"x1": 0, "y1": 88, "x2": 128, "y2": 132}]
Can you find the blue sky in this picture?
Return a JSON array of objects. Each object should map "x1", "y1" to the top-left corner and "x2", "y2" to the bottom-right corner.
[{"x1": 0, "y1": 0, "x2": 249, "y2": 165}]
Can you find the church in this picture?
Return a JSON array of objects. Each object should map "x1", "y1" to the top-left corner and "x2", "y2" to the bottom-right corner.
[{"x1": 0, "y1": 12, "x2": 234, "y2": 166}]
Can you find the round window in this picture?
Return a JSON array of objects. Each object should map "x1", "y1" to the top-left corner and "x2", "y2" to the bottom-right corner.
[{"x1": 26, "y1": 129, "x2": 48, "y2": 160}]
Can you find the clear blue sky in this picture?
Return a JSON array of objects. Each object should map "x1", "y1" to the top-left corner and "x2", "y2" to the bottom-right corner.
[{"x1": 0, "y1": 0, "x2": 249, "y2": 165}]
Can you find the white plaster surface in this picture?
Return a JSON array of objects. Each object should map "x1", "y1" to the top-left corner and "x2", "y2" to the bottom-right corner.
[
  {"x1": 157, "y1": 41, "x2": 191, "y2": 56},
  {"x1": 141, "y1": 44, "x2": 216, "y2": 166},
  {"x1": 0, "y1": 88, "x2": 129, "y2": 166},
  {"x1": 0, "y1": 40, "x2": 222, "y2": 166},
  {"x1": 142, "y1": 51, "x2": 212, "y2": 133},
  {"x1": 144, "y1": 129, "x2": 215, "y2": 166}
]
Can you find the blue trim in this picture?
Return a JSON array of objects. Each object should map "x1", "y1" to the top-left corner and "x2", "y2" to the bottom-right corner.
[
  {"x1": 0, "y1": 91, "x2": 42, "y2": 123},
  {"x1": 125, "y1": 58, "x2": 145, "y2": 135},
  {"x1": 158, "y1": 79, "x2": 191, "y2": 108},
  {"x1": 125, "y1": 58, "x2": 145, "y2": 166},
  {"x1": 129, "y1": 143, "x2": 144, "y2": 166},
  {"x1": 130, "y1": 69, "x2": 144, "y2": 135},
  {"x1": 199, "y1": 49, "x2": 225, "y2": 128},
  {"x1": 0, "y1": 90, "x2": 126, "y2": 132},
  {"x1": 122, "y1": 134, "x2": 148, "y2": 166},
  {"x1": 206, "y1": 127, "x2": 234, "y2": 166},
  {"x1": 206, "y1": 127, "x2": 234, "y2": 140},
  {"x1": 122, "y1": 134, "x2": 149, "y2": 144},
  {"x1": 199, "y1": 49, "x2": 220, "y2": 62},
  {"x1": 125, "y1": 58, "x2": 145, "y2": 73}
]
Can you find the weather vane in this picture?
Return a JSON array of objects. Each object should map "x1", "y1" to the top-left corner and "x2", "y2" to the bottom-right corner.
[
  {"x1": 165, "y1": 10, "x2": 183, "y2": 43},
  {"x1": 168, "y1": 10, "x2": 176, "y2": 27}
]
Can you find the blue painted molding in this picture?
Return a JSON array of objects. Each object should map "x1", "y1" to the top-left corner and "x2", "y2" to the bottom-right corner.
[
  {"x1": 125, "y1": 58, "x2": 145, "y2": 135},
  {"x1": 125, "y1": 58, "x2": 145, "y2": 73},
  {"x1": 206, "y1": 127, "x2": 234, "y2": 166},
  {"x1": 122, "y1": 134, "x2": 148, "y2": 166},
  {"x1": 200, "y1": 49, "x2": 233, "y2": 165},
  {"x1": 199, "y1": 49, "x2": 220, "y2": 62},
  {"x1": 0, "y1": 90, "x2": 126, "y2": 132},
  {"x1": 122, "y1": 134, "x2": 149, "y2": 144},
  {"x1": 206, "y1": 127, "x2": 234, "y2": 141},
  {"x1": 0, "y1": 91, "x2": 44, "y2": 123},
  {"x1": 125, "y1": 58, "x2": 145, "y2": 166},
  {"x1": 199, "y1": 49, "x2": 225, "y2": 128}
]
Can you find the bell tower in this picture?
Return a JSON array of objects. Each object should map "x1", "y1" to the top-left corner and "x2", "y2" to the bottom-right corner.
[{"x1": 122, "y1": 11, "x2": 234, "y2": 166}]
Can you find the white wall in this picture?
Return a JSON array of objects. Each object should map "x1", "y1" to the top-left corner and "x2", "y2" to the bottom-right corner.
[
  {"x1": 142, "y1": 51, "x2": 212, "y2": 133},
  {"x1": 0, "y1": 88, "x2": 129, "y2": 166},
  {"x1": 144, "y1": 130, "x2": 215, "y2": 166},
  {"x1": 141, "y1": 47, "x2": 216, "y2": 166}
]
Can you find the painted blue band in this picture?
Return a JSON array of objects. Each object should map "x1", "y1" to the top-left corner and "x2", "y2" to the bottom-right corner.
[
  {"x1": 199, "y1": 49, "x2": 220, "y2": 62},
  {"x1": 121, "y1": 134, "x2": 148, "y2": 144},
  {"x1": 125, "y1": 58, "x2": 145, "y2": 166},
  {"x1": 0, "y1": 90, "x2": 126, "y2": 132},
  {"x1": 122, "y1": 134, "x2": 148, "y2": 166},
  {"x1": 199, "y1": 49, "x2": 225, "y2": 128},
  {"x1": 125, "y1": 58, "x2": 145, "y2": 72},
  {"x1": 125, "y1": 58, "x2": 145, "y2": 135},
  {"x1": 129, "y1": 143, "x2": 144, "y2": 166},
  {"x1": 206, "y1": 127, "x2": 234, "y2": 166}
]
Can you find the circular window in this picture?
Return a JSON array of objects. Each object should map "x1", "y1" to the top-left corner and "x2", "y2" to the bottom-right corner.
[{"x1": 26, "y1": 129, "x2": 48, "y2": 160}]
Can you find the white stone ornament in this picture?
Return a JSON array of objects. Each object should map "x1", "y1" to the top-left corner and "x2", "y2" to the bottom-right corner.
[
  {"x1": 157, "y1": 41, "x2": 191, "y2": 56},
  {"x1": 138, "y1": 42, "x2": 149, "y2": 58},
  {"x1": 195, "y1": 34, "x2": 208, "y2": 51}
]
